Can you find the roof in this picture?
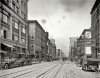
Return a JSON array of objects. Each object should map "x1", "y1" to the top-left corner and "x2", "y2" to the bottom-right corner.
[
  {"x1": 28, "y1": 20, "x2": 45, "y2": 32},
  {"x1": 90, "y1": 0, "x2": 100, "y2": 14},
  {"x1": 78, "y1": 29, "x2": 90, "y2": 39},
  {"x1": 81, "y1": 29, "x2": 90, "y2": 35}
]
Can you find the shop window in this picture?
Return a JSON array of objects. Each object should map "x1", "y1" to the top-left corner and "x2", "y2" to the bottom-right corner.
[{"x1": 4, "y1": 30, "x2": 7, "y2": 39}]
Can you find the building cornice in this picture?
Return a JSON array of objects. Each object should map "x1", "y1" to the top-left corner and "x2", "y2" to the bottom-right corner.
[{"x1": 90, "y1": 0, "x2": 100, "y2": 14}]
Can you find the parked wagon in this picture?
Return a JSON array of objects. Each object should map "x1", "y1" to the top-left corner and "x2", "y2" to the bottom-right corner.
[{"x1": 82, "y1": 58, "x2": 100, "y2": 72}]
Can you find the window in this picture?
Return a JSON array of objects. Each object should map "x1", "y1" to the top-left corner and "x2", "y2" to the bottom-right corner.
[
  {"x1": 1, "y1": 10, "x2": 9, "y2": 24},
  {"x1": 32, "y1": 46, "x2": 33, "y2": 47},
  {"x1": 0, "y1": 12, "x2": 2, "y2": 19},
  {"x1": 12, "y1": 35, "x2": 19, "y2": 41},
  {"x1": 22, "y1": 27, "x2": 25, "y2": 33},
  {"x1": 22, "y1": 48, "x2": 26, "y2": 53},
  {"x1": 12, "y1": 2, "x2": 15, "y2": 10},
  {"x1": 21, "y1": 0, "x2": 23, "y2": 6},
  {"x1": 16, "y1": 0, "x2": 19, "y2": 3},
  {"x1": 15, "y1": 22, "x2": 19, "y2": 29},
  {"x1": 15, "y1": 7, "x2": 19, "y2": 14},
  {"x1": 21, "y1": 11, "x2": 24, "y2": 19},
  {"x1": 22, "y1": 25, "x2": 26, "y2": 33},
  {"x1": 4, "y1": 0, "x2": 9, "y2": 3},
  {"x1": 14, "y1": 35, "x2": 18, "y2": 41},
  {"x1": 22, "y1": 38, "x2": 25, "y2": 43},
  {"x1": 12, "y1": 18, "x2": 19, "y2": 29},
  {"x1": 2, "y1": 14, "x2": 8, "y2": 23},
  {"x1": 4, "y1": 30, "x2": 7, "y2": 39}
]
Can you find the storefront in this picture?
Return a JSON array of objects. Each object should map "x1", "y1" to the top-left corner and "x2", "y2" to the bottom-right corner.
[{"x1": 0, "y1": 43, "x2": 14, "y2": 58}]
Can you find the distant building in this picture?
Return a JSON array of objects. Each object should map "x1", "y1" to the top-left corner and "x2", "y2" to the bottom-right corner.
[
  {"x1": 90, "y1": 0, "x2": 100, "y2": 59},
  {"x1": 69, "y1": 37, "x2": 78, "y2": 61},
  {"x1": 28, "y1": 20, "x2": 48, "y2": 61},
  {"x1": 47, "y1": 39, "x2": 53, "y2": 61},
  {"x1": 50, "y1": 38, "x2": 56, "y2": 59},
  {"x1": 56, "y1": 49, "x2": 64, "y2": 60},
  {"x1": 0, "y1": 0, "x2": 29, "y2": 58}
]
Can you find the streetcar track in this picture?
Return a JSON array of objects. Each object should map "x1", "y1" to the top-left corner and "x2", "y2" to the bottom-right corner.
[
  {"x1": 37, "y1": 62, "x2": 64, "y2": 78},
  {"x1": 13, "y1": 63, "x2": 59, "y2": 78},
  {"x1": 36, "y1": 64, "x2": 59, "y2": 78},
  {"x1": 0, "y1": 63, "x2": 52, "y2": 78},
  {"x1": 51, "y1": 63, "x2": 64, "y2": 78}
]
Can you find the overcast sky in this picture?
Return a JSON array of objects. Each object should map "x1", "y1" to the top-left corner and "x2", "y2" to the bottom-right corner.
[{"x1": 28, "y1": 0, "x2": 95, "y2": 56}]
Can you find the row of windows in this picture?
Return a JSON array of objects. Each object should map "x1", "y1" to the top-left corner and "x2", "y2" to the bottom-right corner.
[
  {"x1": 4, "y1": 0, "x2": 26, "y2": 10},
  {"x1": 0, "y1": 10, "x2": 10, "y2": 24},
  {"x1": 3, "y1": 29, "x2": 26, "y2": 43},
  {"x1": 91, "y1": 7, "x2": 100, "y2": 25},
  {"x1": 3, "y1": 0, "x2": 26, "y2": 20},
  {"x1": 12, "y1": 1, "x2": 26, "y2": 19},
  {"x1": 0, "y1": 10, "x2": 26, "y2": 34},
  {"x1": 0, "y1": 10, "x2": 26, "y2": 43}
]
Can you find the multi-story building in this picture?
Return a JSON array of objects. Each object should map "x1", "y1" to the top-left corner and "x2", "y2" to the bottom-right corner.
[
  {"x1": 77, "y1": 29, "x2": 91, "y2": 61},
  {"x1": 28, "y1": 20, "x2": 48, "y2": 61},
  {"x1": 50, "y1": 38, "x2": 56, "y2": 59},
  {"x1": 47, "y1": 39, "x2": 53, "y2": 61},
  {"x1": 56, "y1": 49, "x2": 65, "y2": 60},
  {"x1": 90, "y1": 0, "x2": 100, "y2": 59},
  {"x1": 69, "y1": 37, "x2": 78, "y2": 61},
  {"x1": 47, "y1": 38, "x2": 57, "y2": 61},
  {"x1": 0, "y1": 0, "x2": 29, "y2": 59},
  {"x1": 56, "y1": 49, "x2": 61, "y2": 60}
]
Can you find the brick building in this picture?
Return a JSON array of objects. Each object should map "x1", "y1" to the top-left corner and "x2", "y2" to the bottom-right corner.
[
  {"x1": 77, "y1": 29, "x2": 91, "y2": 60},
  {"x1": 28, "y1": 20, "x2": 48, "y2": 61},
  {"x1": 0, "y1": 0, "x2": 29, "y2": 59},
  {"x1": 90, "y1": 0, "x2": 100, "y2": 59},
  {"x1": 69, "y1": 37, "x2": 78, "y2": 61}
]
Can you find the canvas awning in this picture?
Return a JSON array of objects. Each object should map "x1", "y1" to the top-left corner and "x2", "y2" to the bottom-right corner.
[
  {"x1": 18, "y1": 53, "x2": 26, "y2": 55},
  {"x1": 2, "y1": 43, "x2": 14, "y2": 48},
  {"x1": 0, "y1": 50, "x2": 6, "y2": 53}
]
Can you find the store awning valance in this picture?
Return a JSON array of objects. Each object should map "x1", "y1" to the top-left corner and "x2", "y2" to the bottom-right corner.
[
  {"x1": 18, "y1": 53, "x2": 26, "y2": 55},
  {"x1": 2, "y1": 43, "x2": 14, "y2": 48},
  {"x1": 0, "y1": 50, "x2": 6, "y2": 53}
]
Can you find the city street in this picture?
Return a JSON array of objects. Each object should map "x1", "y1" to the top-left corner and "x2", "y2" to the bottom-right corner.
[{"x1": 0, "y1": 61, "x2": 100, "y2": 78}]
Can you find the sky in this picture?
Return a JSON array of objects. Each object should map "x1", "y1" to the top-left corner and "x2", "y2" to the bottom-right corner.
[{"x1": 28, "y1": 0, "x2": 95, "y2": 56}]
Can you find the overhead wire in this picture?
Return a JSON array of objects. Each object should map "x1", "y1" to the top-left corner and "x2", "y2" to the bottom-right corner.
[{"x1": 40, "y1": 0, "x2": 56, "y2": 38}]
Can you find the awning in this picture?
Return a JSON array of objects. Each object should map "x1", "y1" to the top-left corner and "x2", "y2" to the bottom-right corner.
[
  {"x1": 0, "y1": 50, "x2": 6, "y2": 53},
  {"x1": 18, "y1": 53, "x2": 26, "y2": 55},
  {"x1": 2, "y1": 43, "x2": 14, "y2": 48}
]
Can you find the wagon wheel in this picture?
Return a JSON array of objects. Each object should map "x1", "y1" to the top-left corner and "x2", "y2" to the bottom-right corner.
[
  {"x1": 4, "y1": 64, "x2": 9, "y2": 69},
  {"x1": 84, "y1": 64, "x2": 88, "y2": 71}
]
